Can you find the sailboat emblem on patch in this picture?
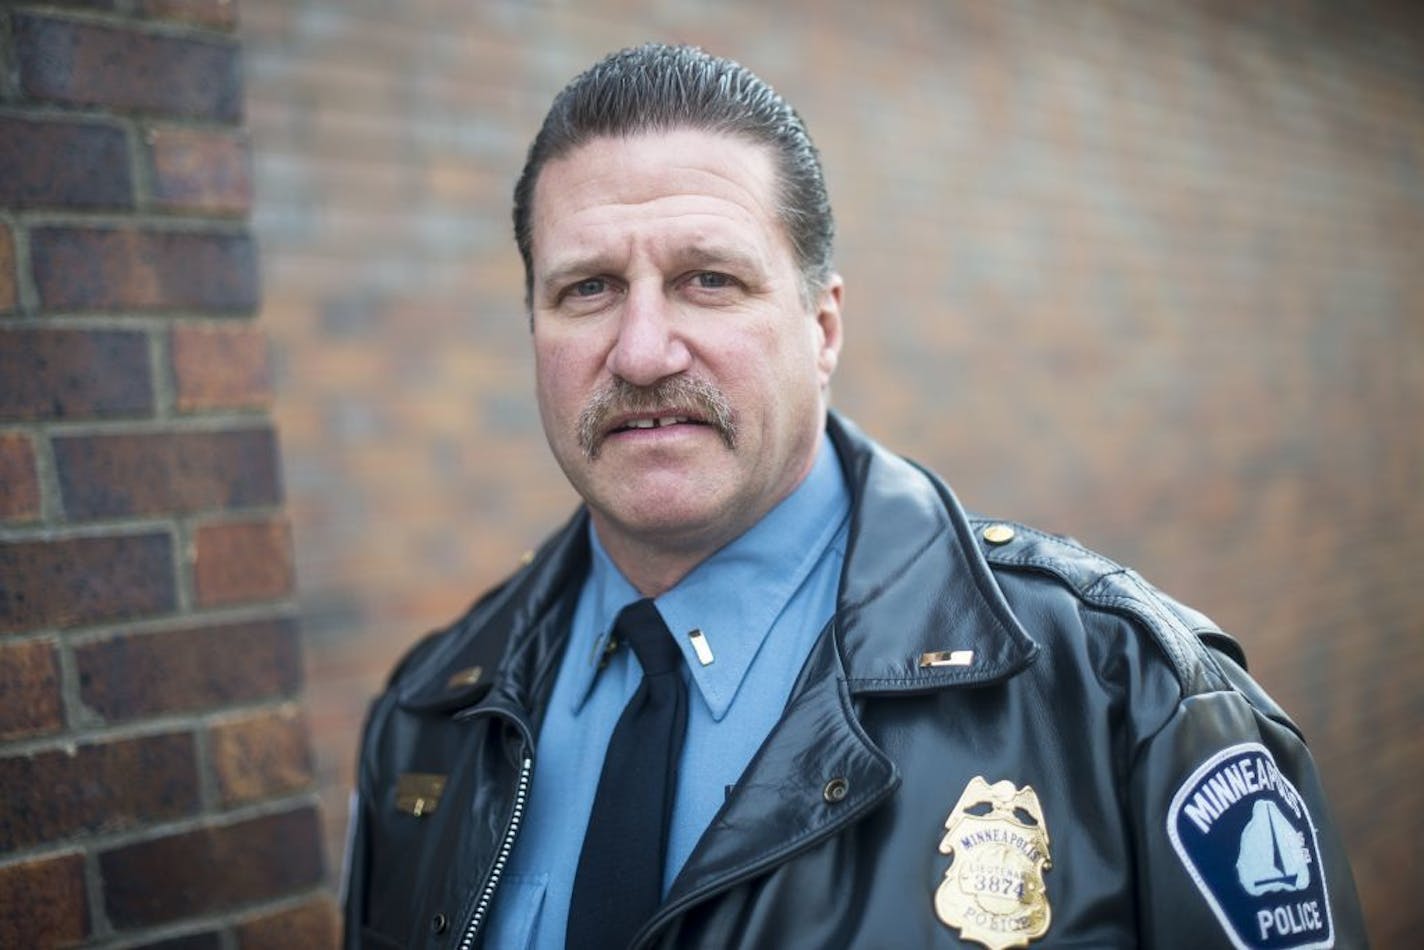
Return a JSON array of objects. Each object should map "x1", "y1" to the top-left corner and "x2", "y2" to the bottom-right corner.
[{"x1": 1167, "y1": 743, "x2": 1333, "y2": 949}]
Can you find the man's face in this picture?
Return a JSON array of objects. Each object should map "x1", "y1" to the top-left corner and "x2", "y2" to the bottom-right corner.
[{"x1": 529, "y1": 129, "x2": 842, "y2": 563}]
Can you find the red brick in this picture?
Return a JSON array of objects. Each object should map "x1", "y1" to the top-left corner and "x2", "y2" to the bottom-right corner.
[
  {"x1": 0, "y1": 852, "x2": 90, "y2": 947},
  {"x1": 76, "y1": 617, "x2": 302, "y2": 721},
  {"x1": 100, "y1": 807, "x2": 324, "y2": 927},
  {"x1": 0, "y1": 116, "x2": 132, "y2": 209},
  {"x1": 54, "y1": 428, "x2": 280, "y2": 520},
  {"x1": 0, "y1": 732, "x2": 199, "y2": 850},
  {"x1": 148, "y1": 127, "x2": 252, "y2": 215},
  {"x1": 193, "y1": 517, "x2": 294, "y2": 607},
  {"x1": 0, "y1": 433, "x2": 42, "y2": 522},
  {"x1": 140, "y1": 0, "x2": 240, "y2": 31},
  {"x1": 0, "y1": 224, "x2": 14, "y2": 313},
  {"x1": 0, "y1": 328, "x2": 152, "y2": 422},
  {"x1": 0, "y1": 532, "x2": 175, "y2": 633},
  {"x1": 15, "y1": 14, "x2": 241, "y2": 121},
  {"x1": 30, "y1": 227, "x2": 258, "y2": 313},
  {"x1": 0, "y1": 639, "x2": 64, "y2": 740},
  {"x1": 235, "y1": 897, "x2": 340, "y2": 950},
  {"x1": 210, "y1": 706, "x2": 314, "y2": 806},
  {"x1": 171, "y1": 323, "x2": 271, "y2": 410}
]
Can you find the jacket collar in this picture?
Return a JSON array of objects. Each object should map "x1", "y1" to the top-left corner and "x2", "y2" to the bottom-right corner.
[
  {"x1": 827, "y1": 412, "x2": 1039, "y2": 693},
  {"x1": 396, "y1": 411, "x2": 1038, "y2": 714},
  {"x1": 396, "y1": 507, "x2": 590, "y2": 718}
]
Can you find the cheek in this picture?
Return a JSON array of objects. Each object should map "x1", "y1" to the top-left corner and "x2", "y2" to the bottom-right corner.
[
  {"x1": 534, "y1": 340, "x2": 587, "y2": 412},
  {"x1": 746, "y1": 320, "x2": 821, "y2": 388}
]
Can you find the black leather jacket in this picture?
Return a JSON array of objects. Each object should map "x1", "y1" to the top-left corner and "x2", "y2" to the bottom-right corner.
[{"x1": 344, "y1": 414, "x2": 1368, "y2": 949}]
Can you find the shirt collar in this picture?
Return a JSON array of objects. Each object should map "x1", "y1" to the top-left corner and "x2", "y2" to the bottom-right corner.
[{"x1": 567, "y1": 431, "x2": 851, "y2": 721}]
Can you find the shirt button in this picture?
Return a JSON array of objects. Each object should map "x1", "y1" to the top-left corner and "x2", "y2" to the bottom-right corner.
[{"x1": 823, "y1": 777, "x2": 850, "y2": 803}]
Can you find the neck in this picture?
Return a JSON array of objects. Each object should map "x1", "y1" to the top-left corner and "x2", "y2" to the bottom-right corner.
[
  {"x1": 590, "y1": 466, "x2": 818, "y2": 597},
  {"x1": 590, "y1": 517, "x2": 734, "y2": 597},
  {"x1": 601, "y1": 541, "x2": 702, "y2": 597}
]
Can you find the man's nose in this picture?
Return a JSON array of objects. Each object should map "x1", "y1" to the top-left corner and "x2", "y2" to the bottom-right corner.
[{"x1": 605, "y1": 283, "x2": 693, "y2": 386}]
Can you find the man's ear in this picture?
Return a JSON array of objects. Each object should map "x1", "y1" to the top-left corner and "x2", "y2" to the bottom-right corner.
[{"x1": 813, "y1": 273, "x2": 844, "y2": 387}]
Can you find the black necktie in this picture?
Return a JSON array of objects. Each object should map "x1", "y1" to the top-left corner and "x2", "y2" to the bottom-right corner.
[{"x1": 568, "y1": 598, "x2": 689, "y2": 949}]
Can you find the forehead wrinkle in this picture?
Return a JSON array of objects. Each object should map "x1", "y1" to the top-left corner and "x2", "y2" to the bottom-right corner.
[
  {"x1": 538, "y1": 228, "x2": 630, "y2": 291},
  {"x1": 530, "y1": 130, "x2": 788, "y2": 263},
  {"x1": 539, "y1": 207, "x2": 777, "y2": 292},
  {"x1": 566, "y1": 138, "x2": 778, "y2": 217},
  {"x1": 537, "y1": 164, "x2": 769, "y2": 240}
]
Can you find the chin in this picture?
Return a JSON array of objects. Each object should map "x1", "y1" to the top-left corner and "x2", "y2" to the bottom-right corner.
[
  {"x1": 588, "y1": 481, "x2": 733, "y2": 542},
  {"x1": 604, "y1": 499, "x2": 720, "y2": 539}
]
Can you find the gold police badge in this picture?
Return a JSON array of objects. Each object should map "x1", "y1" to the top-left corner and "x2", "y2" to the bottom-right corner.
[{"x1": 935, "y1": 776, "x2": 1052, "y2": 949}]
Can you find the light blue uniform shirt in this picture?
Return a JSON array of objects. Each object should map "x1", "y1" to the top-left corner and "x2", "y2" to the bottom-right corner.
[{"x1": 486, "y1": 433, "x2": 851, "y2": 950}]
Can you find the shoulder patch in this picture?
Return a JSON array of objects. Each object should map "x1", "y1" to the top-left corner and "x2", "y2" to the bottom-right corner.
[{"x1": 1167, "y1": 743, "x2": 1333, "y2": 949}]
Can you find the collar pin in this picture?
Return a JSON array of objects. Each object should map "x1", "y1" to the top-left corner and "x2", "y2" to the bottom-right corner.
[
  {"x1": 688, "y1": 629, "x2": 715, "y2": 666},
  {"x1": 920, "y1": 650, "x2": 974, "y2": 668}
]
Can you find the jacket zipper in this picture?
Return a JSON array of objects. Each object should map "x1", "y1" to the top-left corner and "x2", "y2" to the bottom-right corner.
[{"x1": 457, "y1": 753, "x2": 534, "y2": 950}]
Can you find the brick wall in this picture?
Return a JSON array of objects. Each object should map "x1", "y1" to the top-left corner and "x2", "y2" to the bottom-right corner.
[
  {"x1": 240, "y1": 0, "x2": 1422, "y2": 944},
  {"x1": 0, "y1": 2, "x2": 333, "y2": 947}
]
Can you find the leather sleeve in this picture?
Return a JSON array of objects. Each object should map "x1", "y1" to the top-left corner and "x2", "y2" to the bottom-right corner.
[
  {"x1": 340, "y1": 787, "x2": 371, "y2": 950},
  {"x1": 341, "y1": 687, "x2": 409, "y2": 950},
  {"x1": 1128, "y1": 674, "x2": 1370, "y2": 949},
  {"x1": 341, "y1": 688, "x2": 387, "y2": 950}
]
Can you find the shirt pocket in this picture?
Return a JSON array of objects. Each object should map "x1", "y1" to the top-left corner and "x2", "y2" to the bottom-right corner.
[{"x1": 484, "y1": 872, "x2": 548, "y2": 950}]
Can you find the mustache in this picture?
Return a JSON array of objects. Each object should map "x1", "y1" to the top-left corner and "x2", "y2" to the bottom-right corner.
[{"x1": 576, "y1": 375, "x2": 737, "y2": 460}]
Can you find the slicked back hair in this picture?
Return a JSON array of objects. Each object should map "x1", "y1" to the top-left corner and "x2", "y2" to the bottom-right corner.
[{"x1": 513, "y1": 43, "x2": 835, "y2": 310}]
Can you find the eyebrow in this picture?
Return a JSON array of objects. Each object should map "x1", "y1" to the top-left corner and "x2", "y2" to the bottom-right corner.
[
  {"x1": 673, "y1": 243, "x2": 767, "y2": 275},
  {"x1": 538, "y1": 243, "x2": 768, "y2": 299},
  {"x1": 538, "y1": 257, "x2": 615, "y2": 299}
]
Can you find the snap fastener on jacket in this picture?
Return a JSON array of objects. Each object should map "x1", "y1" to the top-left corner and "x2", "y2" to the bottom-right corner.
[
  {"x1": 430, "y1": 912, "x2": 449, "y2": 935},
  {"x1": 982, "y1": 523, "x2": 1016, "y2": 545},
  {"x1": 446, "y1": 665, "x2": 483, "y2": 689},
  {"x1": 823, "y1": 777, "x2": 849, "y2": 803}
]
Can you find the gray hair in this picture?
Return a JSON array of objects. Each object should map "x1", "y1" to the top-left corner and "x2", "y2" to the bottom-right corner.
[{"x1": 512, "y1": 43, "x2": 835, "y2": 309}]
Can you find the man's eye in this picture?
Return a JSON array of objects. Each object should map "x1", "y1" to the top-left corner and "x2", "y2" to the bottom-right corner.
[
  {"x1": 572, "y1": 278, "x2": 606, "y2": 297},
  {"x1": 693, "y1": 272, "x2": 733, "y2": 289}
]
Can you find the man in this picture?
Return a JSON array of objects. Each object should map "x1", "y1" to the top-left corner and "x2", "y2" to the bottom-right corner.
[{"x1": 343, "y1": 44, "x2": 1367, "y2": 949}]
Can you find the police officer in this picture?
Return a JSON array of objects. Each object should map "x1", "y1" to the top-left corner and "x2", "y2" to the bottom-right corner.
[{"x1": 343, "y1": 44, "x2": 1368, "y2": 949}]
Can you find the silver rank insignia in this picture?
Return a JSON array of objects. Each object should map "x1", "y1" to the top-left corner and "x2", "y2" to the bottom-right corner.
[{"x1": 935, "y1": 776, "x2": 1053, "y2": 949}]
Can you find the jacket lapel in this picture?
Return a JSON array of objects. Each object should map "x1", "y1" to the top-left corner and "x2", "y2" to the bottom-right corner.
[
  {"x1": 657, "y1": 618, "x2": 897, "y2": 915},
  {"x1": 829, "y1": 413, "x2": 1039, "y2": 695},
  {"x1": 396, "y1": 508, "x2": 591, "y2": 724}
]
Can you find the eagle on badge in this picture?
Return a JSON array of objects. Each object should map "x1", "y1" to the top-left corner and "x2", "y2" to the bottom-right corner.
[{"x1": 935, "y1": 776, "x2": 1053, "y2": 950}]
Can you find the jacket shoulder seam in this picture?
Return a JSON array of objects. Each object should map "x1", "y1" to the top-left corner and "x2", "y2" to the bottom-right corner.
[{"x1": 971, "y1": 519, "x2": 1231, "y2": 694}]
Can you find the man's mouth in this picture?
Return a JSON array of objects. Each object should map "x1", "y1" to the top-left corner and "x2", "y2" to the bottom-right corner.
[
  {"x1": 614, "y1": 415, "x2": 696, "y2": 432},
  {"x1": 578, "y1": 375, "x2": 736, "y2": 460}
]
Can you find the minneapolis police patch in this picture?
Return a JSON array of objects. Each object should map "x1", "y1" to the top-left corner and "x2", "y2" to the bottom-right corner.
[{"x1": 1168, "y1": 743, "x2": 1333, "y2": 950}]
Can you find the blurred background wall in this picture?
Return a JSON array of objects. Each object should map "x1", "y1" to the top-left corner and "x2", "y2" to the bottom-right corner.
[{"x1": 239, "y1": 0, "x2": 1420, "y2": 944}]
